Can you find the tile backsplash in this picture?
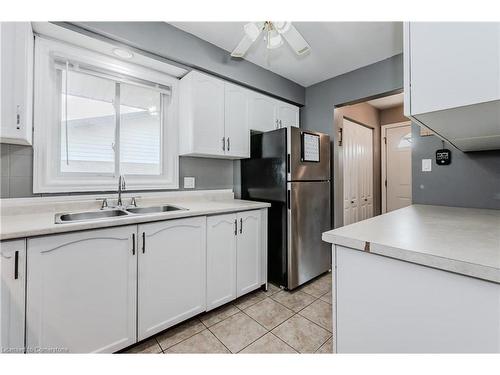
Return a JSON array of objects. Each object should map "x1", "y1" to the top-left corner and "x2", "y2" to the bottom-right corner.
[{"x1": 0, "y1": 144, "x2": 35, "y2": 198}]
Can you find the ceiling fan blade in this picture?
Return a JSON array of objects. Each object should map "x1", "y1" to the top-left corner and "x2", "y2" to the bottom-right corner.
[
  {"x1": 231, "y1": 22, "x2": 263, "y2": 58},
  {"x1": 275, "y1": 22, "x2": 311, "y2": 55}
]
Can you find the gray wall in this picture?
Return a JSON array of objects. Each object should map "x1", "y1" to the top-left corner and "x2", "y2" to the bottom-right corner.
[
  {"x1": 63, "y1": 22, "x2": 305, "y2": 105},
  {"x1": 0, "y1": 143, "x2": 233, "y2": 198},
  {"x1": 411, "y1": 124, "x2": 500, "y2": 209},
  {"x1": 302, "y1": 54, "x2": 404, "y2": 227}
]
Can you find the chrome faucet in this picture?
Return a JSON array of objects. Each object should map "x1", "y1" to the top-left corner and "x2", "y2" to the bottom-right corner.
[{"x1": 117, "y1": 175, "x2": 126, "y2": 207}]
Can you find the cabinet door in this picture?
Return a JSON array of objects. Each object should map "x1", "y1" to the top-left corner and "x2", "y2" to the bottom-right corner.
[
  {"x1": 225, "y1": 82, "x2": 250, "y2": 158},
  {"x1": 26, "y1": 226, "x2": 137, "y2": 353},
  {"x1": 277, "y1": 102, "x2": 300, "y2": 128},
  {"x1": 0, "y1": 22, "x2": 33, "y2": 145},
  {"x1": 248, "y1": 94, "x2": 278, "y2": 132},
  {"x1": 206, "y1": 213, "x2": 237, "y2": 311},
  {"x1": 1, "y1": 239, "x2": 26, "y2": 353},
  {"x1": 186, "y1": 71, "x2": 225, "y2": 156},
  {"x1": 409, "y1": 22, "x2": 500, "y2": 114},
  {"x1": 236, "y1": 210, "x2": 262, "y2": 297},
  {"x1": 138, "y1": 217, "x2": 206, "y2": 340}
]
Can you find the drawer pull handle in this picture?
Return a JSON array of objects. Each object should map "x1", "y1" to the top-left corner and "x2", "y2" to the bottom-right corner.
[
  {"x1": 239, "y1": 218, "x2": 243, "y2": 234},
  {"x1": 234, "y1": 219, "x2": 237, "y2": 235},
  {"x1": 142, "y1": 232, "x2": 146, "y2": 253},
  {"x1": 132, "y1": 233, "x2": 136, "y2": 255}
]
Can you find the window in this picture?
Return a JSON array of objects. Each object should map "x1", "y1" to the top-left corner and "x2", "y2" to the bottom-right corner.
[{"x1": 33, "y1": 37, "x2": 179, "y2": 193}]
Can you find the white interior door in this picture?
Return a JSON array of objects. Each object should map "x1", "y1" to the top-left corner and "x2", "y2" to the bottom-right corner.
[
  {"x1": 384, "y1": 124, "x2": 412, "y2": 212},
  {"x1": 343, "y1": 119, "x2": 374, "y2": 226}
]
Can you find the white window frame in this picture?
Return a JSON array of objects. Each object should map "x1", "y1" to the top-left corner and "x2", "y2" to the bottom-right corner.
[{"x1": 33, "y1": 36, "x2": 179, "y2": 193}]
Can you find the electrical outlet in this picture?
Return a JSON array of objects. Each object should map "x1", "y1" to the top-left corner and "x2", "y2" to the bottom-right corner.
[
  {"x1": 422, "y1": 159, "x2": 432, "y2": 172},
  {"x1": 183, "y1": 177, "x2": 195, "y2": 189}
]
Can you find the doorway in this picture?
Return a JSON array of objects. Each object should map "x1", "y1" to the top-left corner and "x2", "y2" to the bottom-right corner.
[
  {"x1": 342, "y1": 119, "x2": 374, "y2": 226},
  {"x1": 333, "y1": 91, "x2": 411, "y2": 228},
  {"x1": 382, "y1": 121, "x2": 412, "y2": 213}
]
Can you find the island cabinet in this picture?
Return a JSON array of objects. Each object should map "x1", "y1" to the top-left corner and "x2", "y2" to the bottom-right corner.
[
  {"x1": 333, "y1": 245, "x2": 500, "y2": 353},
  {"x1": 137, "y1": 217, "x2": 206, "y2": 340},
  {"x1": 26, "y1": 226, "x2": 137, "y2": 354},
  {"x1": 0, "y1": 239, "x2": 26, "y2": 353},
  {"x1": 206, "y1": 209, "x2": 265, "y2": 311}
]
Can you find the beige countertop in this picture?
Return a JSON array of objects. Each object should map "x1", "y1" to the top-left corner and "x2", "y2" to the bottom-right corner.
[
  {"x1": 0, "y1": 190, "x2": 270, "y2": 241},
  {"x1": 322, "y1": 204, "x2": 500, "y2": 283}
]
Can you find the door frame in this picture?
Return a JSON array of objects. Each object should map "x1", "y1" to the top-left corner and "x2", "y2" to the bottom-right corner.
[
  {"x1": 381, "y1": 121, "x2": 412, "y2": 214},
  {"x1": 342, "y1": 117, "x2": 375, "y2": 226}
]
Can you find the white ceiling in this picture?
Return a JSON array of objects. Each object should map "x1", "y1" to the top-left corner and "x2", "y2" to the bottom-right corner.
[
  {"x1": 169, "y1": 22, "x2": 403, "y2": 87},
  {"x1": 367, "y1": 92, "x2": 404, "y2": 109}
]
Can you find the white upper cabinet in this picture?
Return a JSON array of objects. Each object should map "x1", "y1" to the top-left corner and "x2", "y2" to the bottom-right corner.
[
  {"x1": 248, "y1": 92, "x2": 300, "y2": 132},
  {"x1": 26, "y1": 226, "x2": 137, "y2": 353},
  {"x1": 248, "y1": 94, "x2": 278, "y2": 132},
  {"x1": 179, "y1": 71, "x2": 225, "y2": 157},
  {"x1": 225, "y1": 82, "x2": 250, "y2": 158},
  {"x1": 0, "y1": 22, "x2": 33, "y2": 145},
  {"x1": 1, "y1": 239, "x2": 26, "y2": 353},
  {"x1": 137, "y1": 217, "x2": 206, "y2": 340},
  {"x1": 180, "y1": 70, "x2": 299, "y2": 158},
  {"x1": 404, "y1": 22, "x2": 500, "y2": 151},
  {"x1": 276, "y1": 102, "x2": 300, "y2": 129}
]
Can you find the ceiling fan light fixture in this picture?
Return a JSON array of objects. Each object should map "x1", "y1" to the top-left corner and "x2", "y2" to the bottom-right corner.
[
  {"x1": 274, "y1": 22, "x2": 291, "y2": 34},
  {"x1": 266, "y1": 29, "x2": 283, "y2": 49},
  {"x1": 244, "y1": 22, "x2": 262, "y2": 42}
]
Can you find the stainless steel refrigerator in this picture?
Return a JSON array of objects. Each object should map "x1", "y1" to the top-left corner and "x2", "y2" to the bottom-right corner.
[{"x1": 241, "y1": 127, "x2": 331, "y2": 290}]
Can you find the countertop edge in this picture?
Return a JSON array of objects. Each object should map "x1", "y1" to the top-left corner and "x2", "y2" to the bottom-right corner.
[
  {"x1": 322, "y1": 233, "x2": 500, "y2": 284},
  {"x1": 1, "y1": 201, "x2": 271, "y2": 241}
]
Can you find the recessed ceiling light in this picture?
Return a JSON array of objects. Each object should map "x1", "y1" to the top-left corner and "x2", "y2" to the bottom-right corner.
[{"x1": 112, "y1": 48, "x2": 134, "y2": 59}]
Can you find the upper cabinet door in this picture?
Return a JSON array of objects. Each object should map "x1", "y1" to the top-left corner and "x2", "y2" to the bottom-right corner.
[
  {"x1": 179, "y1": 71, "x2": 225, "y2": 157},
  {"x1": 236, "y1": 210, "x2": 262, "y2": 297},
  {"x1": 408, "y1": 22, "x2": 500, "y2": 115},
  {"x1": 137, "y1": 217, "x2": 206, "y2": 340},
  {"x1": 0, "y1": 22, "x2": 33, "y2": 145},
  {"x1": 1, "y1": 239, "x2": 26, "y2": 353},
  {"x1": 277, "y1": 103, "x2": 300, "y2": 128},
  {"x1": 206, "y1": 213, "x2": 237, "y2": 311},
  {"x1": 248, "y1": 93, "x2": 278, "y2": 132},
  {"x1": 225, "y1": 82, "x2": 250, "y2": 158},
  {"x1": 26, "y1": 226, "x2": 137, "y2": 353}
]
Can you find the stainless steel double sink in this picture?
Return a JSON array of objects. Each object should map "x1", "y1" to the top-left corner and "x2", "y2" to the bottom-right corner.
[{"x1": 55, "y1": 205, "x2": 187, "y2": 224}]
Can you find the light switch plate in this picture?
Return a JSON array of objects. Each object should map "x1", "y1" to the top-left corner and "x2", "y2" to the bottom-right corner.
[
  {"x1": 422, "y1": 159, "x2": 432, "y2": 172},
  {"x1": 183, "y1": 177, "x2": 195, "y2": 189}
]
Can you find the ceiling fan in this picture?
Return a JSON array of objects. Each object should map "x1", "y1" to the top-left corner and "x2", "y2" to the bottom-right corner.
[{"x1": 231, "y1": 22, "x2": 311, "y2": 58}]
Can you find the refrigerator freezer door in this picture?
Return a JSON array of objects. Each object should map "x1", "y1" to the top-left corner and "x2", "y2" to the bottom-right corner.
[
  {"x1": 288, "y1": 180, "x2": 331, "y2": 289},
  {"x1": 288, "y1": 127, "x2": 331, "y2": 181}
]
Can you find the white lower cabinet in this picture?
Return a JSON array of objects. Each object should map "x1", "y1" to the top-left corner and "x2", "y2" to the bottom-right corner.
[
  {"x1": 206, "y1": 210, "x2": 263, "y2": 309},
  {"x1": 206, "y1": 214, "x2": 237, "y2": 310},
  {"x1": 137, "y1": 217, "x2": 206, "y2": 340},
  {"x1": 236, "y1": 210, "x2": 262, "y2": 297},
  {"x1": 0, "y1": 239, "x2": 26, "y2": 353},
  {"x1": 26, "y1": 226, "x2": 137, "y2": 353}
]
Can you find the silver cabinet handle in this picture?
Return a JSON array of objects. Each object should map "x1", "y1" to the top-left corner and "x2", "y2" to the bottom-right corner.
[
  {"x1": 239, "y1": 218, "x2": 243, "y2": 234},
  {"x1": 222, "y1": 137, "x2": 226, "y2": 151},
  {"x1": 275, "y1": 119, "x2": 279, "y2": 129},
  {"x1": 227, "y1": 137, "x2": 230, "y2": 152},
  {"x1": 279, "y1": 120, "x2": 282, "y2": 128},
  {"x1": 234, "y1": 219, "x2": 237, "y2": 235}
]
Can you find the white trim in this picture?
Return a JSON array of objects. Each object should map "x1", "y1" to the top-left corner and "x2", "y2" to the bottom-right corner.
[
  {"x1": 381, "y1": 121, "x2": 412, "y2": 214},
  {"x1": 33, "y1": 36, "x2": 180, "y2": 193}
]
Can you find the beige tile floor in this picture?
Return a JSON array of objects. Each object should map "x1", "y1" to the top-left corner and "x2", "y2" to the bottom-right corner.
[{"x1": 121, "y1": 272, "x2": 333, "y2": 354}]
